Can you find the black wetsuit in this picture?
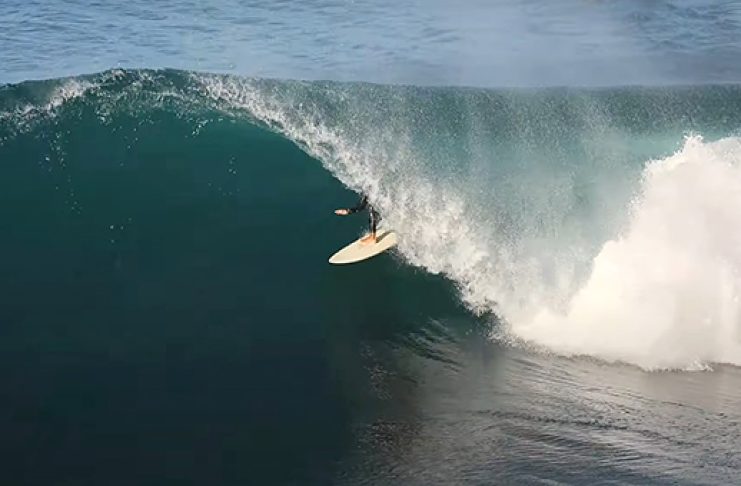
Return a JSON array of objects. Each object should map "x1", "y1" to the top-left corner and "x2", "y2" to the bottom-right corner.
[{"x1": 348, "y1": 195, "x2": 380, "y2": 235}]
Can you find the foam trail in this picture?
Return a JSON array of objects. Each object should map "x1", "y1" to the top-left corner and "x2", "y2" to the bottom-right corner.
[{"x1": 514, "y1": 136, "x2": 741, "y2": 370}]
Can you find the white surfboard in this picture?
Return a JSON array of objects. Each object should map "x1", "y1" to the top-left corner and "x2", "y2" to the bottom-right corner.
[{"x1": 329, "y1": 230, "x2": 398, "y2": 265}]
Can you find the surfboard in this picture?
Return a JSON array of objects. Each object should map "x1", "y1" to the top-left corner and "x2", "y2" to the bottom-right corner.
[{"x1": 329, "y1": 230, "x2": 398, "y2": 265}]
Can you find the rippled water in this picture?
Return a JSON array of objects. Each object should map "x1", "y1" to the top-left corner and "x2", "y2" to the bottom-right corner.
[
  {"x1": 2, "y1": 0, "x2": 741, "y2": 86},
  {"x1": 337, "y1": 344, "x2": 741, "y2": 484}
]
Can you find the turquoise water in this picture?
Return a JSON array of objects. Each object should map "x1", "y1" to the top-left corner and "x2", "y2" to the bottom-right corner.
[{"x1": 3, "y1": 1, "x2": 741, "y2": 484}]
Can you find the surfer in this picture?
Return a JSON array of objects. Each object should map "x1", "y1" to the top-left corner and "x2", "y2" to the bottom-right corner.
[{"x1": 334, "y1": 194, "x2": 379, "y2": 244}]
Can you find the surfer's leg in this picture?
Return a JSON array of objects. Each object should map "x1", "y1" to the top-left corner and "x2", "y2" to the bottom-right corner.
[
  {"x1": 369, "y1": 209, "x2": 378, "y2": 241},
  {"x1": 361, "y1": 209, "x2": 378, "y2": 244}
]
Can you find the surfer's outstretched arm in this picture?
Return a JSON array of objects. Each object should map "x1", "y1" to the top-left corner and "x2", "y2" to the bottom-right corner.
[
  {"x1": 334, "y1": 195, "x2": 368, "y2": 216},
  {"x1": 347, "y1": 195, "x2": 368, "y2": 214}
]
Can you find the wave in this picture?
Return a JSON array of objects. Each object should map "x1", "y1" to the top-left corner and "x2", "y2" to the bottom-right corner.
[{"x1": 3, "y1": 69, "x2": 741, "y2": 370}]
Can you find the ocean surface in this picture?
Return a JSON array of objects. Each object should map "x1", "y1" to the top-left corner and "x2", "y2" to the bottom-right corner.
[{"x1": 3, "y1": 1, "x2": 741, "y2": 485}]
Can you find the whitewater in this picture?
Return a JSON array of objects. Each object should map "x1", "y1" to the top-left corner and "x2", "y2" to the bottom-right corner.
[{"x1": 518, "y1": 136, "x2": 741, "y2": 369}]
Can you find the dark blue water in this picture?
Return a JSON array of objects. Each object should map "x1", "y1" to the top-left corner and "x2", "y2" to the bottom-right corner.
[{"x1": 3, "y1": 2, "x2": 741, "y2": 485}]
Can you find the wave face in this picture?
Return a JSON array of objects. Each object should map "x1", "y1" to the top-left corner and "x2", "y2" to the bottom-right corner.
[{"x1": 3, "y1": 69, "x2": 741, "y2": 370}]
